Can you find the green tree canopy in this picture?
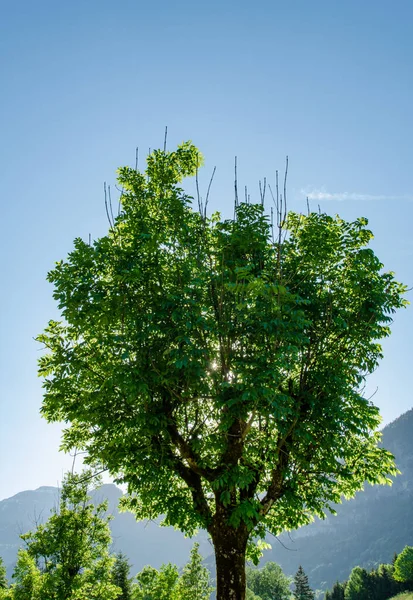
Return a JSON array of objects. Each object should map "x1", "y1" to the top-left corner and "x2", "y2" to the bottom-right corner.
[
  {"x1": 9, "y1": 550, "x2": 42, "y2": 600},
  {"x1": 19, "y1": 471, "x2": 120, "y2": 600},
  {"x1": 344, "y1": 567, "x2": 372, "y2": 600},
  {"x1": 246, "y1": 561, "x2": 291, "y2": 600},
  {"x1": 133, "y1": 564, "x2": 180, "y2": 600},
  {"x1": 38, "y1": 142, "x2": 407, "y2": 600},
  {"x1": 394, "y1": 547, "x2": 413, "y2": 583}
]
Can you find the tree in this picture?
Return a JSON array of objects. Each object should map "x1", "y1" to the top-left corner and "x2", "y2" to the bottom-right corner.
[
  {"x1": 178, "y1": 543, "x2": 213, "y2": 600},
  {"x1": 38, "y1": 142, "x2": 407, "y2": 600},
  {"x1": 394, "y1": 546, "x2": 413, "y2": 583},
  {"x1": 20, "y1": 471, "x2": 121, "y2": 600},
  {"x1": 112, "y1": 552, "x2": 133, "y2": 600},
  {"x1": 293, "y1": 566, "x2": 314, "y2": 600},
  {"x1": 344, "y1": 567, "x2": 372, "y2": 600},
  {"x1": 0, "y1": 558, "x2": 7, "y2": 590},
  {"x1": 133, "y1": 564, "x2": 180, "y2": 600},
  {"x1": 325, "y1": 581, "x2": 345, "y2": 600},
  {"x1": 246, "y1": 561, "x2": 291, "y2": 600},
  {"x1": 9, "y1": 550, "x2": 42, "y2": 600},
  {"x1": 370, "y1": 564, "x2": 399, "y2": 600}
]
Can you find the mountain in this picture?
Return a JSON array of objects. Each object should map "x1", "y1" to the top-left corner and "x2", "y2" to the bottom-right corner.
[
  {"x1": 261, "y1": 407, "x2": 413, "y2": 592},
  {"x1": 1, "y1": 408, "x2": 412, "y2": 591}
]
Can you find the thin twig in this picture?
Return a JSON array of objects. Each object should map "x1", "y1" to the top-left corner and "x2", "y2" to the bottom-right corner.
[
  {"x1": 77, "y1": 468, "x2": 109, "y2": 486},
  {"x1": 271, "y1": 207, "x2": 274, "y2": 242},
  {"x1": 104, "y1": 182, "x2": 114, "y2": 230},
  {"x1": 108, "y1": 184, "x2": 115, "y2": 227},
  {"x1": 204, "y1": 166, "x2": 216, "y2": 218},
  {"x1": 118, "y1": 191, "x2": 122, "y2": 217},
  {"x1": 265, "y1": 529, "x2": 297, "y2": 551},
  {"x1": 234, "y1": 156, "x2": 239, "y2": 214},
  {"x1": 196, "y1": 167, "x2": 203, "y2": 216},
  {"x1": 114, "y1": 184, "x2": 125, "y2": 217},
  {"x1": 71, "y1": 449, "x2": 78, "y2": 475},
  {"x1": 268, "y1": 184, "x2": 276, "y2": 208},
  {"x1": 365, "y1": 386, "x2": 379, "y2": 401},
  {"x1": 163, "y1": 126, "x2": 168, "y2": 152},
  {"x1": 283, "y1": 156, "x2": 289, "y2": 224},
  {"x1": 259, "y1": 177, "x2": 267, "y2": 206},
  {"x1": 147, "y1": 148, "x2": 151, "y2": 182}
]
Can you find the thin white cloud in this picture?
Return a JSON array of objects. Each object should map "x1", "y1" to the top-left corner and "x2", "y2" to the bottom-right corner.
[{"x1": 301, "y1": 188, "x2": 413, "y2": 202}]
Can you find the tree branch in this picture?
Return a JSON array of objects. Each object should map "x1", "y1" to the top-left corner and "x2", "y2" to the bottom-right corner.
[
  {"x1": 169, "y1": 450, "x2": 212, "y2": 525},
  {"x1": 166, "y1": 417, "x2": 215, "y2": 481},
  {"x1": 259, "y1": 435, "x2": 291, "y2": 516}
]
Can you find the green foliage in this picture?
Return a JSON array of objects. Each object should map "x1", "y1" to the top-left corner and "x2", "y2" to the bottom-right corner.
[
  {"x1": 38, "y1": 142, "x2": 407, "y2": 597},
  {"x1": 325, "y1": 581, "x2": 345, "y2": 600},
  {"x1": 395, "y1": 547, "x2": 413, "y2": 583},
  {"x1": 9, "y1": 550, "x2": 42, "y2": 600},
  {"x1": 0, "y1": 558, "x2": 7, "y2": 590},
  {"x1": 112, "y1": 552, "x2": 133, "y2": 600},
  {"x1": 16, "y1": 471, "x2": 120, "y2": 600},
  {"x1": 293, "y1": 565, "x2": 314, "y2": 600},
  {"x1": 369, "y1": 564, "x2": 401, "y2": 600},
  {"x1": 324, "y1": 559, "x2": 413, "y2": 600},
  {"x1": 246, "y1": 588, "x2": 262, "y2": 600},
  {"x1": 344, "y1": 567, "x2": 373, "y2": 600},
  {"x1": 246, "y1": 561, "x2": 292, "y2": 600},
  {"x1": 178, "y1": 543, "x2": 213, "y2": 600},
  {"x1": 133, "y1": 563, "x2": 180, "y2": 600}
]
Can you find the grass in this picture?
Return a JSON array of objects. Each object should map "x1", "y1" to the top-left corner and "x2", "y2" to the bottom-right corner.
[{"x1": 389, "y1": 594, "x2": 413, "y2": 600}]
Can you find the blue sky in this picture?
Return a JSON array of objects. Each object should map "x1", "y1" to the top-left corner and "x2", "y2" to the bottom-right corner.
[{"x1": 1, "y1": 0, "x2": 412, "y2": 500}]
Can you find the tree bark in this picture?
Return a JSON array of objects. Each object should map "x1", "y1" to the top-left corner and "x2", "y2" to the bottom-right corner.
[{"x1": 211, "y1": 522, "x2": 249, "y2": 600}]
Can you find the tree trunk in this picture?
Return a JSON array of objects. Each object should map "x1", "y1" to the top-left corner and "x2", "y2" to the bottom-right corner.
[{"x1": 211, "y1": 524, "x2": 248, "y2": 600}]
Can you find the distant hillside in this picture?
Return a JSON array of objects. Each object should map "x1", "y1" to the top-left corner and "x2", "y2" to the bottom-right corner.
[
  {"x1": 262, "y1": 408, "x2": 413, "y2": 592},
  {"x1": 1, "y1": 408, "x2": 412, "y2": 590}
]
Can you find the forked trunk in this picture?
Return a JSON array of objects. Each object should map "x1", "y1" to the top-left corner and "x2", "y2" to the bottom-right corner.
[{"x1": 212, "y1": 525, "x2": 248, "y2": 600}]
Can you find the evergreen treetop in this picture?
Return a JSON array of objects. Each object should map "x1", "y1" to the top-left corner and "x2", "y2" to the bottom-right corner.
[{"x1": 294, "y1": 566, "x2": 314, "y2": 600}]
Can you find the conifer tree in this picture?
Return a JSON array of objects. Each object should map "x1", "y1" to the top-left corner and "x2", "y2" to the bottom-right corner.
[
  {"x1": 326, "y1": 581, "x2": 345, "y2": 600},
  {"x1": 344, "y1": 567, "x2": 371, "y2": 600},
  {"x1": 293, "y1": 566, "x2": 314, "y2": 600},
  {"x1": 179, "y1": 543, "x2": 213, "y2": 600},
  {"x1": 0, "y1": 558, "x2": 7, "y2": 590},
  {"x1": 112, "y1": 552, "x2": 133, "y2": 600},
  {"x1": 373, "y1": 564, "x2": 395, "y2": 600}
]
